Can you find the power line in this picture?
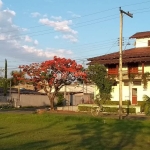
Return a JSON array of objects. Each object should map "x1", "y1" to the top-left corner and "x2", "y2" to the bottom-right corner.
[
  {"x1": 1, "y1": 8, "x2": 149, "y2": 41},
  {"x1": 0, "y1": 38, "x2": 130, "y2": 67},
  {"x1": 1, "y1": 0, "x2": 150, "y2": 35},
  {"x1": 1, "y1": 1, "x2": 150, "y2": 69},
  {"x1": 0, "y1": 16, "x2": 119, "y2": 41},
  {"x1": 0, "y1": 41, "x2": 131, "y2": 71},
  {"x1": 122, "y1": 0, "x2": 150, "y2": 8}
]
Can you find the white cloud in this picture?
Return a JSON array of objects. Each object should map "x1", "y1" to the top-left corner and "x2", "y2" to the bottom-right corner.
[
  {"x1": 24, "y1": 36, "x2": 38, "y2": 45},
  {"x1": 62, "y1": 34, "x2": 78, "y2": 43},
  {"x1": 22, "y1": 45, "x2": 73, "y2": 59},
  {"x1": 0, "y1": 8, "x2": 20, "y2": 40},
  {"x1": 25, "y1": 35, "x2": 32, "y2": 42},
  {"x1": 34, "y1": 40, "x2": 38, "y2": 45},
  {"x1": 67, "y1": 11, "x2": 81, "y2": 18},
  {"x1": 7, "y1": 17, "x2": 12, "y2": 23},
  {"x1": 31, "y1": 12, "x2": 41, "y2": 18},
  {"x1": 0, "y1": 34, "x2": 6, "y2": 40},
  {"x1": 31, "y1": 12, "x2": 48, "y2": 18},
  {"x1": 0, "y1": 0, "x2": 3, "y2": 9},
  {"x1": 39, "y1": 18, "x2": 77, "y2": 35},
  {"x1": 3, "y1": 8, "x2": 16, "y2": 16},
  {"x1": 0, "y1": 1, "x2": 74, "y2": 66},
  {"x1": 39, "y1": 17, "x2": 78, "y2": 42},
  {"x1": 51, "y1": 16, "x2": 62, "y2": 21}
]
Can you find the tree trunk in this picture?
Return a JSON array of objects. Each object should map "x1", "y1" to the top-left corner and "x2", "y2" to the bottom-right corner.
[{"x1": 47, "y1": 91, "x2": 57, "y2": 110}]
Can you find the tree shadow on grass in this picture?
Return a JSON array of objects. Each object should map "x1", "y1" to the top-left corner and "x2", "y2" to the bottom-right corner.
[
  {"x1": 65, "y1": 117, "x2": 150, "y2": 150},
  {"x1": 0, "y1": 131, "x2": 25, "y2": 140},
  {"x1": 1, "y1": 140, "x2": 49, "y2": 150},
  {"x1": 1, "y1": 114, "x2": 150, "y2": 150}
]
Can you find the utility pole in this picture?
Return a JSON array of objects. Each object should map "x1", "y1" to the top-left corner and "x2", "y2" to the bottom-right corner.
[
  {"x1": 9, "y1": 80, "x2": 11, "y2": 98},
  {"x1": 64, "y1": 84, "x2": 66, "y2": 99},
  {"x1": 4, "y1": 59, "x2": 7, "y2": 96},
  {"x1": 82, "y1": 60, "x2": 85, "y2": 98},
  {"x1": 119, "y1": 7, "x2": 133, "y2": 120}
]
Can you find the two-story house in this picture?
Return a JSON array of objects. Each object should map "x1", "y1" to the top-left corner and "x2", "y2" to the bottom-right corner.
[{"x1": 87, "y1": 31, "x2": 150, "y2": 105}]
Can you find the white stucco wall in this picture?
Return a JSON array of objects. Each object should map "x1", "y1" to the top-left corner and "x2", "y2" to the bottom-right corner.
[
  {"x1": 135, "y1": 38, "x2": 150, "y2": 48},
  {"x1": 107, "y1": 81, "x2": 150, "y2": 102},
  {"x1": 144, "y1": 62, "x2": 150, "y2": 72},
  {"x1": 94, "y1": 63, "x2": 150, "y2": 103}
]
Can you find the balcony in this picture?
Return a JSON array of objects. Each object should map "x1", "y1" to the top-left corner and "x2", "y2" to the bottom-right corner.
[
  {"x1": 108, "y1": 70, "x2": 118, "y2": 75},
  {"x1": 108, "y1": 69, "x2": 143, "y2": 80}
]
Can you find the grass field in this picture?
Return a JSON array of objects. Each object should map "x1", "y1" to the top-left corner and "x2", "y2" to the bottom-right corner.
[{"x1": 0, "y1": 112, "x2": 150, "y2": 150}]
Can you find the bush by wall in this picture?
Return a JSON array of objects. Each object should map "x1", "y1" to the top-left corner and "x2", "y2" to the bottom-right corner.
[
  {"x1": 78, "y1": 106, "x2": 92, "y2": 112},
  {"x1": 142, "y1": 95, "x2": 150, "y2": 115},
  {"x1": 94, "y1": 100, "x2": 131, "y2": 106},
  {"x1": 137, "y1": 101, "x2": 145, "y2": 112},
  {"x1": 78, "y1": 105, "x2": 136, "y2": 114}
]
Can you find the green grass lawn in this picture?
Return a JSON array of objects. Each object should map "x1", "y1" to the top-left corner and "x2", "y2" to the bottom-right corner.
[{"x1": 0, "y1": 113, "x2": 150, "y2": 150}]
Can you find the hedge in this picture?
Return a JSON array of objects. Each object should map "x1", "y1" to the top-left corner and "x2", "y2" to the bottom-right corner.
[
  {"x1": 97, "y1": 100, "x2": 131, "y2": 106},
  {"x1": 78, "y1": 105, "x2": 136, "y2": 114}
]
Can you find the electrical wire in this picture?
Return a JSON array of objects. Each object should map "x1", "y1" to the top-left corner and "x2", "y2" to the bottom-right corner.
[
  {"x1": 1, "y1": 1, "x2": 150, "y2": 69},
  {"x1": 1, "y1": 0, "x2": 150, "y2": 35}
]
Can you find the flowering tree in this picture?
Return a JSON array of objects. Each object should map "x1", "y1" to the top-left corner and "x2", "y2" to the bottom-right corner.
[
  {"x1": 14, "y1": 56, "x2": 87, "y2": 109},
  {"x1": 11, "y1": 70, "x2": 25, "y2": 85}
]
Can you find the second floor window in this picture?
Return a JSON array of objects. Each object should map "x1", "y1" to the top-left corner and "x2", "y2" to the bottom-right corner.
[
  {"x1": 128, "y1": 63, "x2": 138, "y2": 74},
  {"x1": 108, "y1": 64, "x2": 118, "y2": 75}
]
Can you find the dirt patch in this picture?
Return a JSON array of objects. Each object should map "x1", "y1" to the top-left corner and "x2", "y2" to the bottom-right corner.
[{"x1": 1, "y1": 108, "x2": 150, "y2": 120}]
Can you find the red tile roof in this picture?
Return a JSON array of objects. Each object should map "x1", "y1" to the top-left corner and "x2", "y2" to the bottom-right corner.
[
  {"x1": 130, "y1": 31, "x2": 150, "y2": 39},
  {"x1": 87, "y1": 47, "x2": 150, "y2": 65}
]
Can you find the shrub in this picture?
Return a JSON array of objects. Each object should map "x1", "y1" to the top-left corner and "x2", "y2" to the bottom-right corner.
[
  {"x1": 78, "y1": 105, "x2": 136, "y2": 114},
  {"x1": 0, "y1": 104, "x2": 13, "y2": 109},
  {"x1": 122, "y1": 100, "x2": 131, "y2": 106},
  {"x1": 137, "y1": 101, "x2": 146, "y2": 112},
  {"x1": 143, "y1": 95, "x2": 150, "y2": 115},
  {"x1": 56, "y1": 93, "x2": 64, "y2": 106},
  {"x1": 127, "y1": 108, "x2": 136, "y2": 114},
  {"x1": 94, "y1": 99, "x2": 131, "y2": 106},
  {"x1": 78, "y1": 106, "x2": 91, "y2": 112},
  {"x1": 144, "y1": 104, "x2": 150, "y2": 115}
]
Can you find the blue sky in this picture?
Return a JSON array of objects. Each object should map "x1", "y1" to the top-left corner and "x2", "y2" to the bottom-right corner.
[{"x1": 0, "y1": 0, "x2": 150, "y2": 76}]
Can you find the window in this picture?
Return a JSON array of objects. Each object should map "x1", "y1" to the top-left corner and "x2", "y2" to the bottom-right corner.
[
  {"x1": 132, "y1": 88, "x2": 137, "y2": 96},
  {"x1": 124, "y1": 81, "x2": 129, "y2": 86},
  {"x1": 133, "y1": 81, "x2": 141, "y2": 86},
  {"x1": 128, "y1": 63, "x2": 138, "y2": 74},
  {"x1": 108, "y1": 64, "x2": 118, "y2": 75},
  {"x1": 148, "y1": 40, "x2": 150, "y2": 46}
]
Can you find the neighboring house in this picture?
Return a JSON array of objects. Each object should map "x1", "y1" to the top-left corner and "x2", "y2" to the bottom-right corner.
[
  {"x1": 38, "y1": 84, "x2": 95, "y2": 106},
  {"x1": 87, "y1": 31, "x2": 150, "y2": 105},
  {"x1": 2, "y1": 84, "x2": 94, "y2": 107}
]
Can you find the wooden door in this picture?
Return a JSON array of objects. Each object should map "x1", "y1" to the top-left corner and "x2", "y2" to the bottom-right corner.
[{"x1": 132, "y1": 88, "x2": 137, "y2": 104}]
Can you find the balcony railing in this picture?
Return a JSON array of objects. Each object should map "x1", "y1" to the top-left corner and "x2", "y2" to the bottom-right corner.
[
  {"x1": 122, "y1": 70, "x2": 142, "y2": 76},
  {"x1": 108, "y1": 70, "x2": 118, "y2": 75},
  {"x1": 108, "y1": 69, "x2": 143, "y2": 79}
]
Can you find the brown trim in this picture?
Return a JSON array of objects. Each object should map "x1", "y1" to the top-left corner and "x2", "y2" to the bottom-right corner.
[
  {"x1": 87, "y1": 47, "x2": 150, "y2": 65},
  {"x1": 129, "y1": 31, "x2": 150, "y2": 39},
  {"x1": 116, "y1": 64, "x2": 119, "y2": 76},
  {"x1": 148, "y1": 40, "x2": 150, "y2": 46},
  {"x1": 142, "y1": 63, "x2": 144, "y2": 75}
]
